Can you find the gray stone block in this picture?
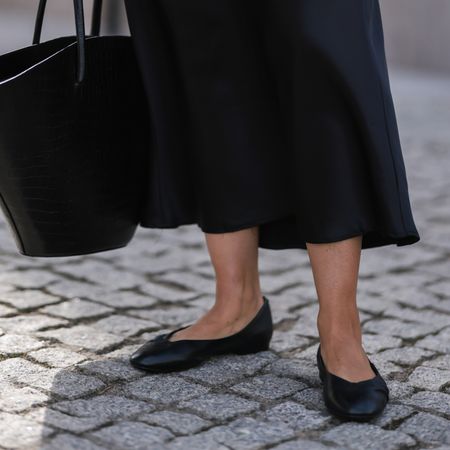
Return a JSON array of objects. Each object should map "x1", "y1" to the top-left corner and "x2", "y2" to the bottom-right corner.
[
  {"x1": 397, "y1": 412, "x2": 450, "y2": 445},
  {"x1": 129, "y1": 305, "x2": 205, "y2": 327},
  {"x1": 0, "y1": 290, "x2": 61, "y2": 310},
  {"x1": 125, "y1": 375, "x2": 210, "y2": 404},
  {"x1": 56, "y1": 260, "x2": 147, "y2": 289},
  {"x1": 28, "y1": 347, "x2": 87, "y2": 368},
  {"x1": 139, "y1": 281, "x2": 197, "y2": 302},
  {"x1": 423, "y1": 354, "x2": 450, "y2": 370},
  {"x1": 273, "y1": 440, "x2": 345, "y2": 450},
  {"x1": 92, "y1": 314, "x2": 159, "y2": 337},
  {"x1": 376, "y1": 346, "x2": 434, "y2": 366},
  {"x1": 52, "y1": 395, "x2": 153, "y2": 421},
  {"x1": 0, "y1": 411, "x2": 53, "y2": 449},
  {"x1": 180, "y1": 351, "x2": 277, "y2": 386},
  {"x1": 0, "y1": 269, "x2": 60, "y2": 288},
  {"x1": 0, "y1": 384, "x2": 48, "y2": 412},
  {"x1": 77, "y1": 359, "x2": 143, "y2": 382},
  {"x1": 416, "y1": 327, "x2": 450, "y2": 353},
  {"x1": 0, "y1": 333, "x2": 45, "y2": 356},
  {"x1": 292, "y1": 387, "x2": 326, "y2": 410},
  {"x1": 370, "y1": 403, "x2": 414, "y2": 427},
  {"x1": 40, "y1": 434, "x2": 108, "y2": 450},
  {"x1": 140, "y1": 411, "x2": 212, "y2": 435},
  {"x1": 39, "y1": 298, "x2": 113, "y2": 320},
  {"x1": 265, "y1": 401, "x2": 330, "y2": 431},
  {"x1": 91, "y1": 290, "x2": 158, "y2": 309},
  {"x1": 264, "y1": 357, "x2": 321, "y2": 387},
  {"x1": 25, "y1": 407, "x2": 110, "y2": 433},
  {"x1": 270, "y1": 330, "x2": 311, "y2": 353},
  {"x1": 165, "y1": 432, "x2": 228, "y2": 450},
  {"x1": 88, "y1": 421, "x2": 174, "y2": 448},
  {"x1": 178, "y1": 393, "x2": 260, "y2": 420},
  {"x1": 37, "y1": 324, "x2": 125, "y2": 352},
  {"x1": 230, "y1": 374, "x2": 306, "y2": 401},
  {"x1": 408, "y1": 366, "x2": 450, "y2": 391},
  {"x1": 363, "y1": 318, "x2": 440, "y2": 339},
  {"x1": 386, "y1": 381, "x2": 415, "y2": 400},
  {"x1": 403, "y1": 391, "x2": 450, "y2": 415},
  {"x1": 0, "y1": 314, "x2": 68, "y2": 333},
  {"x1": 322, "y1": 423, "x2": 416, "y2": 450},
  {"x1": 203, "y1": 416, "x2": 297, "y2": 450},
  {"x1": 361, "y1": 334, "x2": 403, "y2": 354}
]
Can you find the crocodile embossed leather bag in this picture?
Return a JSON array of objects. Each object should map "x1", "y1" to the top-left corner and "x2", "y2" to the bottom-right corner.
[{"x1": 0, "y1": 0, "x2": 150, "y2": 257}]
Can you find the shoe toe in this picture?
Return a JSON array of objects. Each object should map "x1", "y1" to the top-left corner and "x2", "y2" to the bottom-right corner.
[
  {"x1": 129, "y1": 338, "x2": 171, "y2": 369},
  {"x1": 129, "y1": 337, "x2": 202, "y2": 372},
  {"x1": 331, "y1": 380, "x2": 389, "y2": 420},
  {"x1": 347, "y1": 390, "x2": 388, "y2": 418}
]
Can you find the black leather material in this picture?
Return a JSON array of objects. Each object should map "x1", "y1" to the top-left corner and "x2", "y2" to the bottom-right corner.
[
  {"x1": 130, "y1": 296, "x2": 273, "y2": 372},
  {"x1": 0, "y1": 0, "x2": 149, "y2": 257},
  {"x1": 317, "y1": 345, "x2": 389, "y2": 421}
]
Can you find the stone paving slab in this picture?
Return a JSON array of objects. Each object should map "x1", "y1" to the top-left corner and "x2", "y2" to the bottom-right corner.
[{"x1": 0, "y1": 66, "x2": 450, "y2": 449}]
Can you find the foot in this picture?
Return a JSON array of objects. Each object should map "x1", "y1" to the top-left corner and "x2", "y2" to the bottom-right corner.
[
  {"x1": 169, "y1": 293, "x2": 265, "y2": 341},
  {"x1": 319, "y1": 338, "x2": 375, "y2": 382}
]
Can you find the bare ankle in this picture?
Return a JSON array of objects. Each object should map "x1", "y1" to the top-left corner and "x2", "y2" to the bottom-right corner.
[{"x1": 211, "y1": 291, "x2": 263, "y2": 322}]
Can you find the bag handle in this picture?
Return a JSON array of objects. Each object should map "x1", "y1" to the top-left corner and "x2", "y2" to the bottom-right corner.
[{"x1": 32, "y1": 0, "x2": 104, "y2": 84}]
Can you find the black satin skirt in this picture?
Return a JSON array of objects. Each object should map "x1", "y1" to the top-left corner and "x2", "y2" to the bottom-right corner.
[{"x1": 124, "y1": 0, "x2": 420, "y2": 250}]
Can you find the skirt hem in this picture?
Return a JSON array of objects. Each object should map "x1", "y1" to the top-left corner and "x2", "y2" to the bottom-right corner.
[{"x1": 138, "y1": 213, "x2": 421, "y2": 251}]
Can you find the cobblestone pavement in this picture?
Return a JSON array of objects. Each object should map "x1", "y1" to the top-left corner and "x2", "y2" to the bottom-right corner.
[{"x1": 1, "y1": 67, "x2": 449, "y2": 450}]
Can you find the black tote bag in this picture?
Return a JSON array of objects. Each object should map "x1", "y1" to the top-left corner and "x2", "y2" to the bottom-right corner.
[{"x1": 0, "y1": 0, "x2": 150, "y2": 257}]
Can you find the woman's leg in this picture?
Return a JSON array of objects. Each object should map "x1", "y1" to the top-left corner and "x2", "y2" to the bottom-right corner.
[
  {"x1": 169, "y1": 226, "x2": 264, "y2": 341},
  {"x1": 306, "y1": 235, "x2": 375, "y2": 382}
]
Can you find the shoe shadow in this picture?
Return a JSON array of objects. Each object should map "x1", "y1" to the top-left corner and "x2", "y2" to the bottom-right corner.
[
  {"x1": 33, "y1": 337, "x2": 344, "y2": 448},
  {"x1": 33, "y1": 340, "x2": 290, "y2": 449}
]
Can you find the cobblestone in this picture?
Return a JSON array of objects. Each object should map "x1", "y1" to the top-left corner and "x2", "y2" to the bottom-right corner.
[
  {"x1": 0, "y1": 412, "x2": 53, "y2": 449},
  {"x1": 402, "y1": 391, "x2": 450, "y2": 415},
  {"x1": 39, "y1": 298, "x2": 113, "y2": 320},
  {"x1": 28, "y1": 347, "x2": 87, "y2": 368},
  {"x1": 177, "y1": 393, "x2": 260, "y2": 420},
  {"x1": 0, "y1": 333, "x2": 45, "y2": 356},
  {"x1": 265, "y1": 401, "x2": 330, "y2": 430},
  {"x1": 0, "y1": 384, "x2": 49, "y2": 412},
  {"x1": 91, "y1": 314, "x2": 159, "y2": 337},
  {"x1": 0, "y1": 314, "x2": 69, "y2": 333},
  {"x1": 125, "y1": 375, "x2": 210, "y2": 404},
  {"x1": 52, "y1": 395, "x2": 154, "y2": 421},
  {"x1": 77, "y1": 358, "x2": 143, "y2": 382},
  {"x1": 0, "y1": 270, "x2": 60, "y2": 289},
  {"x1": 37, "y1": 324, "x2": 125, "y2": 352},
  {"x1": 322, "y1": 423, "x2": 416, "y2": 449},
  {"x1": 230, "y1": 374, "x2": 306, "y2": 401},
  {"x1": 179, "y1": 352, "x2": 278, "y2": 386},
  {"x1": 397, "y1": 412, "x2": 450, "y2": 445},
  {"x1": 88, "y1": 421, "x2": 174, "y2": 448},
  {"x1": 416, "y1": 326, "x2": 450, "y2": 353},
  {"x1": 0, "y1": 290, "x2": 62, "y2": 310},
  {"x1": 0, "y1": 67, "x2": 449, "y2": 448},
  {"x1": 25, "y1": 407, "x2": 110, "y2": 433},
  {"x1": 139, "y1": 410, "x2": 212, "y2": 435},
  {"x1": 200, "y1": 416, "x2": 297, "y2": 449},
  {"x1": 376, "y1": 346, "x2": 435, "y2": 365},
  {"x1": 407, "y1": 366, "x2": 450, "y2": 391},
  {"x1": 40, "y1": 434, "x2": 108, "y2": 450},
  {"x1": 363, "y1": 318, "x2": 441, "y2": 339},
  {"x1": 127, "y1": 305, "x2": 204, "y2": 327}
]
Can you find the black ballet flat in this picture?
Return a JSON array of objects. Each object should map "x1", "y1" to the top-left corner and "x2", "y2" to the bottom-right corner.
[
  {"x1": 130, "y1": 296, "x2": 273, "y2": 372},
  {"x1": 317, "y1": 345, "x2": 389, "y2": 422}
]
